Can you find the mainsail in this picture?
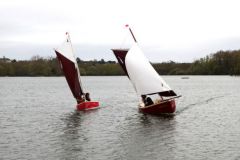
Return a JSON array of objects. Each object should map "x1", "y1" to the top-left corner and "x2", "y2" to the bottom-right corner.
[
  {"x1": 112, "y1": 29, "x2": 176, "y2": 97},
  {"x1": 55, "y1": 33, "x2": 84, "y2": 101}
]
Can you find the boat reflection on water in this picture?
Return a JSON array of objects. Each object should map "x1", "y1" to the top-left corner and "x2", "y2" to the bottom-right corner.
[
  {"x1": 60, "y1": 108, "x2": 99, "y2": 135},
  {"x1": 62, "y1": 111, "x2": 82, "y2": 132},
  {"x1": 58, "y1": 111, "x2": 83, "y2": 159},
  {"x1": 115, "y1": 113, "x2": 177, "y2": 160},
  {"x1": 57, "y1": 109, "x2": 99, "y2": 159}
]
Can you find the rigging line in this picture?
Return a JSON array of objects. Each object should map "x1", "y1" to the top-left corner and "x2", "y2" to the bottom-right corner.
[
  {"x1": 120, "y1": 25, "x2": 138, "y2": 48},
  {"x1": 128, "y1": 27, "x2": 137, "y2": 43}
]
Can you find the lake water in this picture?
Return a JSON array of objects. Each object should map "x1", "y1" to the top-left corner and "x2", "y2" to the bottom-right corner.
[{"x1": 0, "y1": 76, "x2": 240, "y2": 160}]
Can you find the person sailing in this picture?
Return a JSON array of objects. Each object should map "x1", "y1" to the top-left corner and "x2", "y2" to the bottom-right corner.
[
  {"x1": 85, "y1": 93, "x2": 91, "y2": 101},
  {"x1": 141, "y1": 95, "x2": 154, "y2": 106},
  {"x1": 155, "y1": 93, "x2": 164, "y2": 103},
  {"x1": 76, "y1": 97, "x2": 84, "y2": 104},
  {"x1": 76, "y1": 92, "x2": 91, "y2": 103}
]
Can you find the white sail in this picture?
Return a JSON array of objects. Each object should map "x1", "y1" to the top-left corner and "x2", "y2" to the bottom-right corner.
[
  {"x1": 55, "y1": 36, "x2": 76, "y2": 63},
  {"x1": 125, "y1": 43, "x2": 172, "y2": 96},
  {"x1": 57, "y1": 33, "x2": 82, "y2": 79}
]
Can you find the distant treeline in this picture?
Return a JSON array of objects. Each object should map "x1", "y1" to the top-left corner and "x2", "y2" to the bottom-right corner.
[
  {"x1": 0, "y1": 50, "x2": 240, "y2": 76},
  {"x1": 154, "y1": 50, "x2": 240, "y2": 75}
]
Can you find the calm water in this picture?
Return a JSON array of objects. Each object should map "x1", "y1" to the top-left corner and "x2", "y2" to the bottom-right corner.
[{"x1": 0, "y1": 76, "x2": 240, "y2": 160}]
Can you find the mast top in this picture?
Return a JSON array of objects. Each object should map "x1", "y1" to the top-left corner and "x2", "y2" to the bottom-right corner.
[{"x1": 125, "y1": 24, "x2": 137, "y2": 43}]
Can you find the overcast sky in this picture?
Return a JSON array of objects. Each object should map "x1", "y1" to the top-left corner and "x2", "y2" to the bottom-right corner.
[{"x1": 1, "y1": 0, "x2": 240, "y2": 62}]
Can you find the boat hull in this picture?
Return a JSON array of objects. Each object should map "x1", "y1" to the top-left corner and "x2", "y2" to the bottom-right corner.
[
  {"x1": 76, "y1": 101, "x2": 100, "y2": 111},
  {"x1": 139, "y1": 99, "x2": 176, "y2": 115}
]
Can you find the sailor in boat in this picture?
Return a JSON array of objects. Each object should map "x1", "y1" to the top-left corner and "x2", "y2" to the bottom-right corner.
[
  {"x1": 141, "y1": 95, "x2": 154, "y2": 106},
  {"x1": 85, "y1": 93, "x2": 91, "y2": 101},
  {"x1": 76, "y1": 92, "x2": 91, "y2": 103},
  {"x1": 157, "y1": 93, "x2": 164, "y2": 103}
]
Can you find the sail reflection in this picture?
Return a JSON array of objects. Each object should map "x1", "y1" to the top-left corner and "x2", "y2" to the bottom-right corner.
[
  {"x1": 115, "y1": 113, "x2": 177, "y2": 159},
  {"x1": 58, "y1": 111, "x2": 84, "y2": 159}
]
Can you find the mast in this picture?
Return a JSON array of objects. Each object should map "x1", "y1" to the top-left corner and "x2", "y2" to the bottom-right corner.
[{"x1": 125, "y1": 24, "x2": 137, "y2": 43}]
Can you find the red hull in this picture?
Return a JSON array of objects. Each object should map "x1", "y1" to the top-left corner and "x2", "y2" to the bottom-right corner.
[
  {"x1": 76, "y1": 101, "x2": 100, "y2": 111},
  {"x1": 139, "y1": 99, "x2": 176, "y2": 115}
]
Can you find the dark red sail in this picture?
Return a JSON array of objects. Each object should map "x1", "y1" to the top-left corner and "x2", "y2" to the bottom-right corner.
[
  {"x1": 54, "y1": 33, "x2": 84, "y2": 102},
  {"x1": 54, "y1": 33, "x2": 100, "y2": 111},
  {"x1": 111, "y1": 49, "x2": 129, "y2": 77},
  {"x1": 55, "y1": 51, "x2": 84, "y2": 100}
]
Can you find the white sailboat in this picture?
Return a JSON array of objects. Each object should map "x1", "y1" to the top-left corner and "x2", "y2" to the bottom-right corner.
[{"x1": 112, "y1": 26, "x2": 180, "y2": 114}]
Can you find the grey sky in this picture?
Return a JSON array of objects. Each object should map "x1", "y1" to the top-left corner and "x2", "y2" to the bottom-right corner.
[{"x1": 1, "y1": 0, "x2": 240, "y2": 62}]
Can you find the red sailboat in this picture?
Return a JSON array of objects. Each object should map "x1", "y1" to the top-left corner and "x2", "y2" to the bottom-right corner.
[
  {"x1": 112, "y1": 26, "x2": 180, "y2": 115},
  {"x1": 55, "y1": 32, "x2": 99, "y2": 111}
]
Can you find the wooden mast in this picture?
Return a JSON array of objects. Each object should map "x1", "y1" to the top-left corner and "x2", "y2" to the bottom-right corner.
[{"x1": 126, "y1": 24, "x2": 137, "y2": 43}]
